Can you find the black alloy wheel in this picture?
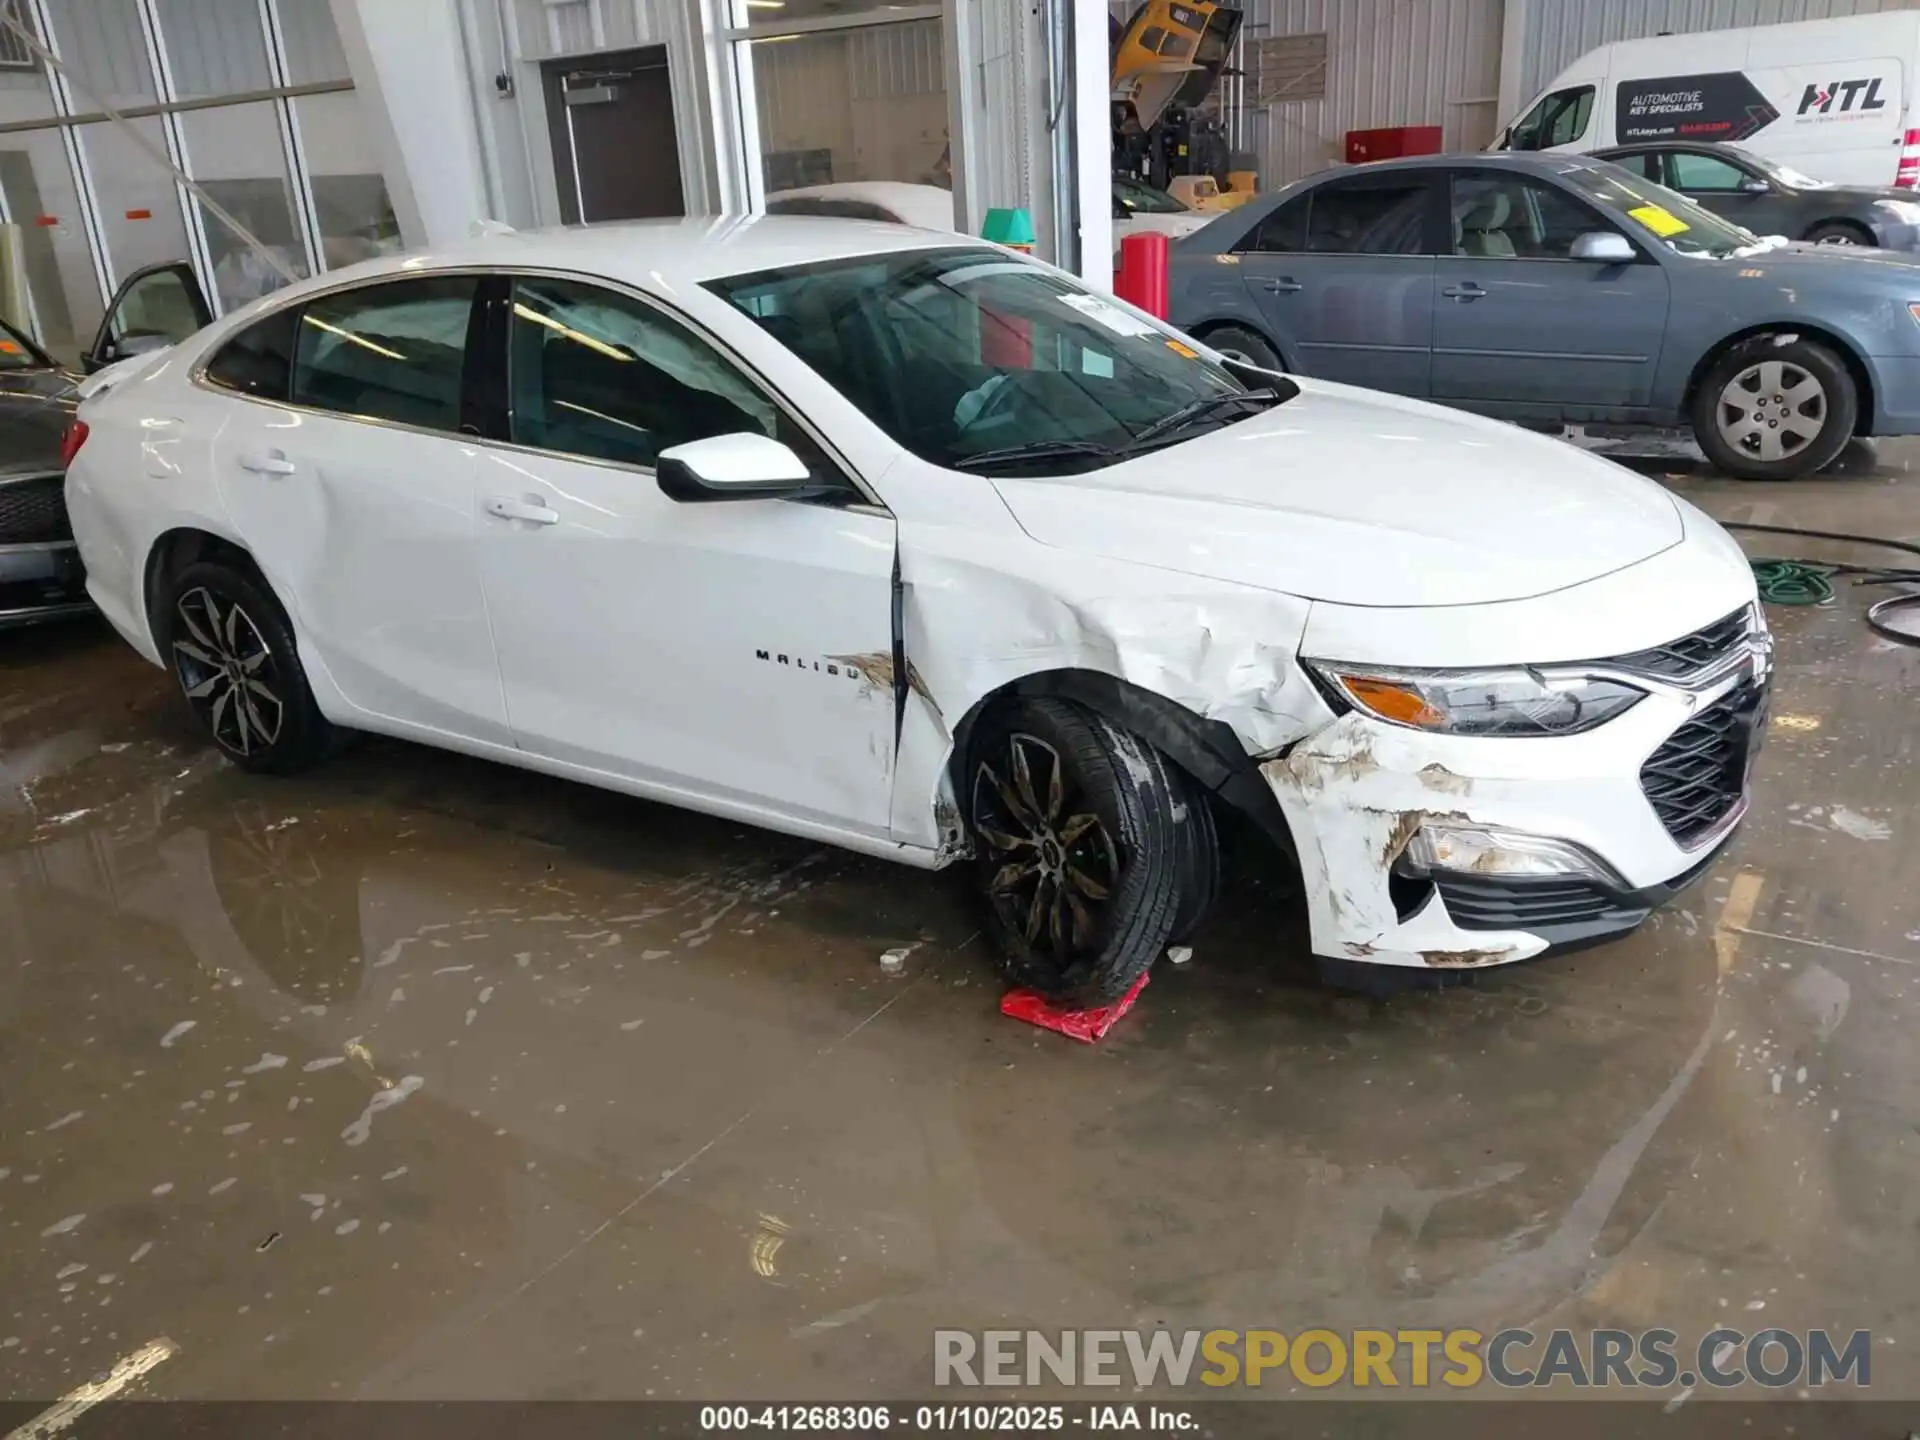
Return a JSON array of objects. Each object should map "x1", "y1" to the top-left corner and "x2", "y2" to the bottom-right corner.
[
  {"x1": 172, "y1": 585, "x2": 286, "y2": 758},
  {"x1": 967, "y1": 697, "x2": 1195, "y2": 1007},
  {"x1": 161, "y1": 559, "x2": 337, "y2": 773}
]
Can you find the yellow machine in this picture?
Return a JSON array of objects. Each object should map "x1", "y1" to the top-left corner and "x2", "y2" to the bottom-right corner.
[{"x1": 1111, "y1": 2, "x2": 1252, "y2": 198}]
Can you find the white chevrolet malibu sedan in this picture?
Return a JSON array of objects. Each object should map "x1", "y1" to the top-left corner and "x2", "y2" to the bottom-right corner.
[{"x1": 65, "y1": 217, "x2": 1769, "y2": 1005}]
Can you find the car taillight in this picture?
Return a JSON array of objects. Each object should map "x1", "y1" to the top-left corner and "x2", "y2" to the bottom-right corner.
[
  {"x1": 59, "y1": 419, "x2": 88, "y2": 469},
  {"x1": 1897, "y1": 128, "x2": 1920, "y2": 189}
]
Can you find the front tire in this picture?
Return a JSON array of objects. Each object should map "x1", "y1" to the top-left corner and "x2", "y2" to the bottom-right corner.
[
  {"x1": 968, "y1": 698, "x2": 1188, "y2": 1007},
  {"x1": 1690, "y1": 337, "x2": 1857, "y2": 480},
  {"x1": 161, "y1": 560, "x2": 335, "y2": 774}
]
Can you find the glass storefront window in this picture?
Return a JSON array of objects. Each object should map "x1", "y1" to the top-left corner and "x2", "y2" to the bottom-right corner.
[
  {"x1": 0, "y1": 127, "x2": 98, "y2": 361},
  {"x1": 177, "y1": 100, "x2": 309, "y2": 311},
  {"x1": 0, "y1": 37, "x2": 61, "y2": 128},
  {"x1": 274, "y1": 0, "x2": 351, "y2": 87},
  {"x1": 47, "y1": 0, "x2": 160, "y2": 112},
  {"x1": 0, "y1": 0, "x2": 376, "y2": 351},
  {"x1": 731, "y1": 0, "x2": 936, "y2": 29},
  {"x1": 747, "y1": 19, "x2": 949, "y2": 194},
  {"x1": 153, "y1": 0, "x2": 272, "y2": 99},
  {"x1": 290, "y1": 92, "x2": 399, "y2": 269},
  {"x1": 76, "y1": 118, "x2": 193, "y2": 284}
]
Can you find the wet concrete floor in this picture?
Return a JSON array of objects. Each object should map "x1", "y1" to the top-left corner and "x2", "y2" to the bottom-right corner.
[{"x1": 2, "y1": 439, "x2": 1918, "y2": 1413}]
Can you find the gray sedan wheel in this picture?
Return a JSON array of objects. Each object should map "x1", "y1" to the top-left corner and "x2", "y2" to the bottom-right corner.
[
  {"x1": 1804, "y1": 221, "x2": 1871, "y2": 247},
  {"x1": 1199, "y1": 325, "x2": 1283, "y2": 372},
  {"x1": 1691, "y1": 338, "x2": 1856, "y2": 481}
]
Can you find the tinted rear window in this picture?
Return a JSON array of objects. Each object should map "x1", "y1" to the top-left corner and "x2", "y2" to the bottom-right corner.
[{"x1": 203, "y1": 308, "x2": 299, "y2": 400}]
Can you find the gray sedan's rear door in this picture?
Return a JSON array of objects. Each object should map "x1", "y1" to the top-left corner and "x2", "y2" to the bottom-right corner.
[{"x1": 1430, "y1": 167, "x2": 1671, "y2": 412}]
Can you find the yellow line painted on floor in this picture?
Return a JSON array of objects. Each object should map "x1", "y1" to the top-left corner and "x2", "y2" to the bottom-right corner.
[
  {"x1": 4, "y1": 1337, "x2": 177, "y2": 1440},
  {"x1": 1715, "y1": 871, "x2": 1765, "y2": 978}
]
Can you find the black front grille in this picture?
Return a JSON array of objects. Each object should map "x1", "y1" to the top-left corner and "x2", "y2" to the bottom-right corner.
[
  {"x1": 0, "y1": 475, "x2": 69, "y2": 545},
  {"x1": 1435, "y1": 873, "x2": 1616, "y2": 930},
  {"x1": 1640, "y1": 682, "x2": 1763, "y2": 846},
  {"x1": 1610, "y1": 607, "x2": 1750, "y2": 678}
]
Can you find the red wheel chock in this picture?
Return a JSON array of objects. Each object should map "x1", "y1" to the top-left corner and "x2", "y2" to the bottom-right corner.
[{"x1": 999, "y1": 972, "x2": 1151, "y2": 1043}]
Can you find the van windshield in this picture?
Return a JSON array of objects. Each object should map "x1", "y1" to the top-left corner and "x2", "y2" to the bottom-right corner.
[
  {"x1": 1559, "y1": 163, "x2": 1762, "y2": 258},
  {"x1": 1506, "y1": 84, "x2": 1596, "y2": 151}
]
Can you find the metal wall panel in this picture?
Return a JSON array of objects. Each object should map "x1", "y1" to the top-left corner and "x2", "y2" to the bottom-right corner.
[
  {"x1": 845, "y1": 18, "x2": 941, "y2": 99},
  {"x1": 969, "y1": 0, "x2": 1034, "y2": 214},
  {"x1": 512, "y1": 0, "x2": 682, "y2": 61},
  {"x1": 751, "y1": 19, "x2": 943, "y2": 184},
  {"x1": 1227, "y1": 0, "x2": 1503, "y2": 188},
  {"x1": 1521, "y1": 0, "x2": 1920, "y2": 102}
]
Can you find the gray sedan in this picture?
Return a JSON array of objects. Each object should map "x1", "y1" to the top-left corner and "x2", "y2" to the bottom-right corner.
[
  {"x1": 1168, "y1": 152, "x2": 1920, "y2": 479},
  {"x1": 1592, "y1": 141, "x2": 1920, "y2": 249}
]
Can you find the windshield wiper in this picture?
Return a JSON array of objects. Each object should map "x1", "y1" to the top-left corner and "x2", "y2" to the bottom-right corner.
[
  {"x1": 1127, "y1": 387, "x2": 1282, "y2": 449},
  {"x1": 951, "y1": 439, "x2": 1121, "y2": 472}
]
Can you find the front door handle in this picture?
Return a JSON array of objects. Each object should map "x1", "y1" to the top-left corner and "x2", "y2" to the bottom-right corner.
[
  {"x1": 1257, "y1": 277, "x2": 1303, "y2": 293},
  {"x1": 484, "y1": 494, "x2": 560, "y2": 526},
  {"x1": 238, "y1": 448, "x2": 295, "y2": 476},
  {"x1": 1441, "y1": 282, "x2": 1488, "y2": 302}
]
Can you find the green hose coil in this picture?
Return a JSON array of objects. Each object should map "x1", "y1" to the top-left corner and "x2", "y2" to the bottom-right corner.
[{"x1": 1750, "y1": 559, "x2": 1835, "y2": 606}]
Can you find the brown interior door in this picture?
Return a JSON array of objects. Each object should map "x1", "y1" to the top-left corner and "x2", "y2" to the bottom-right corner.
[{"x1": 545, "y1": 49, "x2": 687, "y2": 225}]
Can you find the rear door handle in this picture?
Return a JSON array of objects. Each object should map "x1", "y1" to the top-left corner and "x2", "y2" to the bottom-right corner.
[
  {"x1": 1257, "y1": 277, "x2": 1303, "y2": 293},
  {"x1": 1441, "y1": 282, "x2": 1488, "y2": 301},
  {"x1": 238, "y1": 448, "x2": 295, "y2": 476},
  {"x1": 484, "y1": 494, "x2": 560, "y2": 526}
]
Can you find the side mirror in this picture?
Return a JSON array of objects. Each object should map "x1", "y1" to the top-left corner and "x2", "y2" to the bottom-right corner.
[
  {"x1": 1571, "y1": 230, "x2": 1636, "y2": 262},
  {"x1": 1740, "y1": 177, "x2": 1772, "y2": 195},
  {"x1": 655, "y1": 432, "x2": 816, "y2": 503}
]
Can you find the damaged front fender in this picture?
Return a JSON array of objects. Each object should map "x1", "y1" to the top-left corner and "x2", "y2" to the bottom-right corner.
[{"x1": 885, "y1": 541, "x2": 1329, "y2": 855}]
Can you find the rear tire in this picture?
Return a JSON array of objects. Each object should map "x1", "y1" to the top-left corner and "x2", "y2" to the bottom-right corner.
[
  {"x1": 1690, "y1": 336, "x2": 1856, "y2": 481},
  {"x1": 968, "y1": 698, "x2": 1185, "y2": 1008},
  {"x1": 1804, "y1": 221, "x2": 1871, "y2": 246},
  {"x1": 161, "y1": 559, "x2": 336, "y2": 774},
  {"x1": 1200, "y1": 325, "x2": 1284, "y2": 372}
]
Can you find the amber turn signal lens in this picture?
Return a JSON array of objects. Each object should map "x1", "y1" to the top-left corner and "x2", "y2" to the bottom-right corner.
[{"x1": 1342, "y1": 676, "x2": 1446, "y2": 728}]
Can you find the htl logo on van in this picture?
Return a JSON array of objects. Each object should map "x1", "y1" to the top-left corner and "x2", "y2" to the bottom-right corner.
[{"x1": 1798, "y1": 78, "x2": 1888, "y2": 115}]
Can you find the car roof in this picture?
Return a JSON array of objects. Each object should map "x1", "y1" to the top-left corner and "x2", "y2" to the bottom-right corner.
[
  {"x1": 765, "y1": 181, "x2": 957, "y2": 230},
  {"x1": 1592, "y1": 139, "x2": 1746, "y2": 155},
  {"x1": 260, "y1": 214, "x2": 984, "y2": 304},
  {"x1": 1325, "y1": 150, "x2": 1623, "y2": 179}
]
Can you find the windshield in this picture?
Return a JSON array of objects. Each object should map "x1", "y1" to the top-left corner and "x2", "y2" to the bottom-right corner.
[
  {"x1": 705, "y1": 248, "x2": 1289, "y2": 474},
  {"x1": 1745, "y1": 153, "x2": 1827, "y2": 189},
  {"x1": 1559, "y1": 164, "x2": 1762, "y2": 257},
  {"x1": 0, "y1": 317, "x2": 52, "y2": 371},
  {"x1": 1115, "y1": 178, "x2": 1188, "y2": 214}
]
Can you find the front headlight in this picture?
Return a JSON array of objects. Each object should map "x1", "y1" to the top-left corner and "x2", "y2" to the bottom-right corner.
[{"x1": 1305, "y1": 662, "x2": 1645, "y2": 737}]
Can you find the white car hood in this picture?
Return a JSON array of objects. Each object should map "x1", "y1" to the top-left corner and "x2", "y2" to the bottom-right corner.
[{"x1": 992, "y1": 380, "x2": 1684, "y2": 607}]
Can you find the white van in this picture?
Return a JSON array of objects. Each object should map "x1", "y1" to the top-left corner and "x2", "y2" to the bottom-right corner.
[{"x1": 1499, "y1": 10, "x2": 1920, "y2": 189}]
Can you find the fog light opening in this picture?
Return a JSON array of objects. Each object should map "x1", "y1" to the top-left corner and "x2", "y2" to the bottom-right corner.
[{"x1": 1398, "y1": 822, "x2": 1623, "y2": 887}]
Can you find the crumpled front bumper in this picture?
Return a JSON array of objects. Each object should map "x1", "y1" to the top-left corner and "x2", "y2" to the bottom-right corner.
[{"x1": 1260, "y1": 655, "x2": 1764, "y2": 971}]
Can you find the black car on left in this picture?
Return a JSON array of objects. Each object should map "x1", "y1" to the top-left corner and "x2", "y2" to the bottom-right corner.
[
  {"x1": 0, "y1": 317, "x2": 85, "y2": 630},
  {"x1": 1590, "y1": 140, "x2": 1920, "y2": 249}
]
